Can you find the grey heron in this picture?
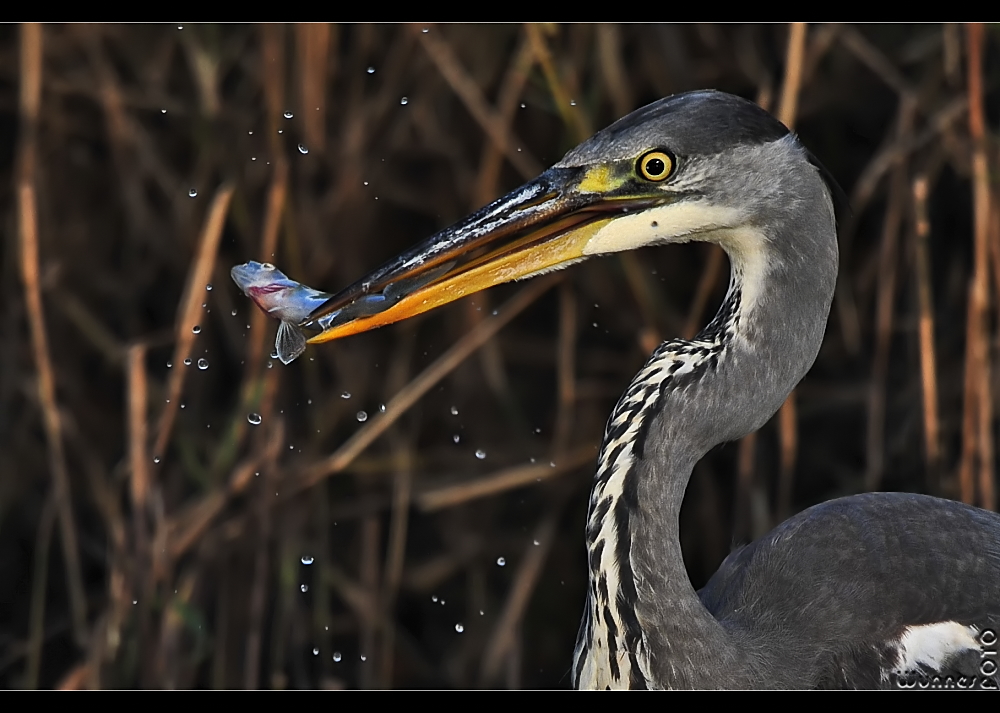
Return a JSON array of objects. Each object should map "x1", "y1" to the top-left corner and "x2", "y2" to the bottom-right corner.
[{"x1": 301, "y1": 90, "x2": 1000, "y2": 689}]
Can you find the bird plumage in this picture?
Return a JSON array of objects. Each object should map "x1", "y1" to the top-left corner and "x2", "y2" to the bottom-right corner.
[{"x1": 268, "y1": 89, "x2": 1000, "y2": 690}]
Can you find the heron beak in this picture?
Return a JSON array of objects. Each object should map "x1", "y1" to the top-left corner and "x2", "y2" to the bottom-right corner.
[{"x1": 305, "y1": 165, "x2": 654, "y2": 343}]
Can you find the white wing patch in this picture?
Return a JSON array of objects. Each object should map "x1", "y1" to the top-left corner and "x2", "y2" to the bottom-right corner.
[{"x1": 890, "y1": 621, "x2": 982, "y2": 676}]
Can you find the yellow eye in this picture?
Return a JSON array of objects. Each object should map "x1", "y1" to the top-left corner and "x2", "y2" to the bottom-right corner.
[{"x1": 638, "y1": 150, "x2": 674, "y2": 182}]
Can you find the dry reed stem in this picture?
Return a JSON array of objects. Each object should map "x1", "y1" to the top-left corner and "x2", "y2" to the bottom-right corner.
[
  {"x1": 960, "y1": 22, "x2": 992, "y2": 508},
  {"x1": 416, "y1": 445, "x2": 596, "y2": 512},
  {"x1": 553, "y1": 282, "x2": 578, "y2": 457},
  {"x1": 524, "y1": 23, "x2": 591, "y2": 142},
  {"x1": 297, "y1": 23, "x2": 330, "y2": 155},
  {"x1": 597, "y1": 24, "x2": 633, "y2": 117},
  {"x1": 473, "y1": 33, "x2": 534, "y2": 207},
  {"x1": 18, "y1": 22, "x2": 89, "y2": 649},
  {"x1": 416, "y1": 25, "x2": 541, "y2": 180},
  {"x1": 296, "y1": 275, "x2": 561, "y2": 490},
  {"x1": 838, "y1": 26, "x2": 914, "y2": 96},
  {"x1": 479, "y1": 507, "x2": 561, "y2": 684},
  {"x1": 359, "y1": 515, "x2": 380, "y2": 688},
  {"x1": 911, "y1": 176, "x2": 942, "y2": 486},
  {"x1": 865, "y1": 100, "x2": 915, "y2": 493},
  {"x1": 153, "y1": 183, "x2": 235, "y2": 459},
  {"x1": 244, "y1": 419, "x2": 283, "y2": 689},
  {"x1": 775, "y1": 22, "x2": 807, "y2": 520},
  {"x1": 26, "y1": 496, "x2": 56, "y2": 689},
  {"x1": 683, "y1": 248, "x2": 725, "y2": 340}
]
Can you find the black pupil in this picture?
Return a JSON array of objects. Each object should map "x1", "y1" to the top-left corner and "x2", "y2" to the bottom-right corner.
[{"x1": 645, "y1": 157, "x2": 665, "y2": 176}]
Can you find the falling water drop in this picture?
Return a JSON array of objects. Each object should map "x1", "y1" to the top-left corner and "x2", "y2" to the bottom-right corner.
[
  {"x1": 192, "y1": 325, "x2": 202, "y2": 334},
  {"x1": 453, "y1": 434, "x2": 460, "y2": 444},
  {"x1": 450, "y1": 406, "x2": 459, "y2": 416},
  {"x1": 197, "y1": 358, "x2": 209, "y2": 370},
  {"x1": 475, "y1": 449, "x2": 486, "y2": 460},
  {"x1": 367, "y1": 66, "x2": 375, "y2": 74},
  {"x1": 206, "y1": 284, "x2": 213, "y2": 291},
  {"x1": 333, "y1": 652, "x2": 342, "y2": 662},
  {"x1": 313, "y1": 647, "x2": 319, "y2": 656},
  {"x1": 166, "y1": 361, "x2": 172, "y2": 368},
  {"x1": 297, "y1": 143, "x2": 309, "y2": 155},
  {"x1": 283, "y1": 111, "x2": 294, "y2": 119},
  {"x1": 183, "y1": 358, "x2": 192, "y2": 366},
  {"x1": 248, "y1": 413, "x2": 262, "y2": 425},
  {"x1": 341, "y1": 391, "x2": 351, "y2": 399},
  {"x1": 300, "y1": 584, "x2": 308, "y2": 593},
  {"x1": 301, "y1": 556, "x2": 314, "y2": 565},
  {"x1": 400, "y1": 97, "x2": 409, "y2": 105},
  {"x1": 356, "y1": 411, "x2": 368, "y2": 422},
  {"x1": 497, "y1": 557, "x2": 506, "y2": 567},
  {"x1": 455, "y1": 623, "x2": 464, "y2": 633},
  {"x1": 153, "y1": 456, "x2": 161, "y2": 464},
  {"x1": 188, "y1": 188, "x2": 198, "y2": 198}
]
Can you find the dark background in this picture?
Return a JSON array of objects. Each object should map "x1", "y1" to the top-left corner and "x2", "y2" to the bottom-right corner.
[{"x1": 1, "y1": 23, "x2": 997, "y2": 689}]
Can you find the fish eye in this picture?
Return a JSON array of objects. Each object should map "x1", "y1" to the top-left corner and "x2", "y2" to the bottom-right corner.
[{"x1": 638, "y1": 150, "x2": 675, "y2": 182}]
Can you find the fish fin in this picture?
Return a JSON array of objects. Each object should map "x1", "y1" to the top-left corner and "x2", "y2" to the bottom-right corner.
[{"x1": 276, "y1": 321, "x2": 307, "y2": 365}]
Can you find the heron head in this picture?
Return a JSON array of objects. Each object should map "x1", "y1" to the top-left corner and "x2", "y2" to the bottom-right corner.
[{"x1": 303, "y1": 90, "x2": 836, "y2": 344}]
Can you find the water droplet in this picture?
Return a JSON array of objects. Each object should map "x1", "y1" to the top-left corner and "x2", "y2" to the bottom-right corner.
[
  {"x1": 422, "y1": 27, "x2": 429, "y2": 33},
  {"x1": 333, "y1": 652, "x2": 342, "y2": 662},
  {"x1": 301, "y1": 556, "x2": 314, "y2": 565},
  {"x1": 453, "y1": 434, "x2": 460, "y2": 443},
  {"x1": 161, "y1": 108, "x2": 167, "y2": 114},
  {"x1": 475, "y1": 449, "x2": 486, "y2": 460},
  {"x1": 277, "y1": 129, "x2": 283, "y2": 134},
  {"x1": 177, "y1": 25, "x2": 183, "y2": 30},
  {"x1": 206, "y1": 284, "x2": 213, "y2": 291},
  {"x1": 192, "y1": 325, "x2": 201, "y2": 334},
  {"x1": 431, "y1": 595, "x2": 438, "y2": 602},
  {"x1": 297, "y1": 143, "x2": 309, "y2": 155},
  {"x1": 313, "y1": 647, "x2": 319, "y2": 655},
  {"x1": 533, "y1": 539, "x2": 540, "y2": 546},
  {"x1": 360, "y1": 654, "x2": 367, "y2": 662},
  {"x1": 231, "y1": 309, "x2": 237, "y2": 316},
  {"x1": 570, "y1": 99, "x2": 577, "y2": 106},
  {"x1": 520, "y1": 103, "x2": 526, "y2": 109},
  {"x1": 271, "y1": 349, "x2": 279, "y2": 360},
  {"x1": 188, "y1": 188, "x2": 198, "y2": 198},
  {"x1": 356, "y1": 411, "x2": 368, "y2": 422},
  {"x1": 183, "y1": 358, "x2": 192, "y2": 366},
  {"x1": 363, "y1": 181, "x2": 369, "y2": 186},
  {"x1": 479, "y1": 609, "x2": 485, "y2": 616},
  {"x1": 400, "y1": 97, "x2": 409, "y2": 105},
  {"x1": 497, "y1": 557, "x2": 506, "y2": 567},
  {"x1": 455, "y1": 623, "x2": 464, "y2": 633},
  {"x1": 450, "y1": 406, "x2": 459, "y2": 416},
  {"x1": 166, "y1": 361, "x2": 172, "y2": 368},
  {"x1": 367, "y1": 66, "x2": 375, "y2": 74},
  {"x1": 248, "y1": 413, "x2": 262, "y2": 425},
  {"x1": 248, "y1": 130, "x2": 253, "y2": 135},
  {"x1": 197, "y1": 358, "x2": 209, "y2": 370},
  {"x1": 300, "y1": 584, "x2": 308, "y2": 593},
  {"x1": 341, "y1": 391, "x2": 351, "y2": 399},
  {"x1": 379, "y1": 403, "x2": 386, "y2": 413},
  {"x1": 133, "y1": 599, "x2": 138, "y2": 605},
  {"x1": 284, "y1": 111, "x2": 293, "y2": 119},
  {"x1": 153, "y1": 456, "x2": 161, "y2": 464}
]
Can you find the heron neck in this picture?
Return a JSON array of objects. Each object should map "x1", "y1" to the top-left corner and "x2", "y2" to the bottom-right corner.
[{"x1": 624, "y1": 212, "x2": 838, "y2": 687}]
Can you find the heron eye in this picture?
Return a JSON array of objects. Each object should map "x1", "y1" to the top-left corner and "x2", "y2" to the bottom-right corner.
[{"x1": 638, "y1": 150, "x2": 674, "y2": 182}]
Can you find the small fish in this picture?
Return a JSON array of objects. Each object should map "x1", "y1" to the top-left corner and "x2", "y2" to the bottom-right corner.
[{"x1": 230, "y1": 261, "x2": 332, "y2": 365}]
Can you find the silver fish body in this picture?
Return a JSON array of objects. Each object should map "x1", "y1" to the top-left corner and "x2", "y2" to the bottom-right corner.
[{"x1": 230, "y1": 261, "x2": 332, "y2": 364}]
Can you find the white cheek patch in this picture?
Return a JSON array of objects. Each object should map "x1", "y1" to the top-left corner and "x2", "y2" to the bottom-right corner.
[
  {"x1": 581, "y1": 202, "x2": 741, "y2": 255},
  {"x1": 581, "y1": 202, "x2": 771, "y2": 317},
  {"x1": 890, "y1": 621, "x2": 983, "y2": 675}
]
